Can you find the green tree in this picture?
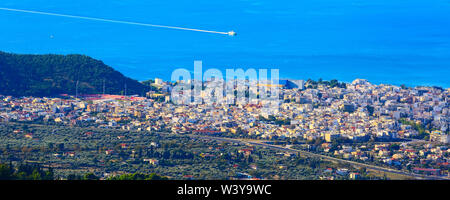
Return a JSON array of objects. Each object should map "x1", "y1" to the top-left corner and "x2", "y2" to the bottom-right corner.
[
  {"x1": 0, "y1": 163, "x2": 14, "y2": 180},
  {"x1": 83, "y1": 173, "x2": 100, "y2": 180}
]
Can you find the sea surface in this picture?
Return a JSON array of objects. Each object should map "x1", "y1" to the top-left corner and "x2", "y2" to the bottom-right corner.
[{"x1": 0, "y1": 0, "x2": 449, "y2": 88}]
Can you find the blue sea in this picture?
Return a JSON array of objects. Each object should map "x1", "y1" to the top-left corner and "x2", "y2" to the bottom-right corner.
[{"x1": 0, "y1": 0, "x2": 449, "y2": 88}]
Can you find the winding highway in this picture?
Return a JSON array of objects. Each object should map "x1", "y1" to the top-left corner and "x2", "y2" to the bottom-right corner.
[{"x1": 188, "y1": 134, "x2": 449, "y2": 180}]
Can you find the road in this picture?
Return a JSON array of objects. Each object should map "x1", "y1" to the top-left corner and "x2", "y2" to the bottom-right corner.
[
  {"x1": 3, "y1": 122, "x2": 447, "y2": 180},
  {"x1": 188, "y1": 134, "x2": 449, "y2": 180}
]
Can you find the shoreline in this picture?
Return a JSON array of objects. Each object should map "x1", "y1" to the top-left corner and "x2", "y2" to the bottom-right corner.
[
  {"x1": 139, "y1": 76, "x2": 450, "y2": 90},
  {"x1": 1, "y1": 50, "x2": 448, "y2": 89}
]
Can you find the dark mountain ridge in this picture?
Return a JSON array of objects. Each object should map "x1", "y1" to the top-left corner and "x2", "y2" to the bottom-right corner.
[{"x1": 0, "y1": 51, "x2": 149, "y2": 97}]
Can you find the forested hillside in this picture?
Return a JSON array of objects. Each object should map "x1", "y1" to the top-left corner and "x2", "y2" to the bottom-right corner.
[{"x1": 0, "y1": 51, "x2": 149, "y2": 97}]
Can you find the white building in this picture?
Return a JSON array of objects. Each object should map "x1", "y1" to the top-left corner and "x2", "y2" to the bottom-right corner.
[
  {"x1": 155, "y1": 78, "x2": 163, "y2": 85},
  {"x1": 441, "y1": 134, "x2": 450, "y2": 144}
]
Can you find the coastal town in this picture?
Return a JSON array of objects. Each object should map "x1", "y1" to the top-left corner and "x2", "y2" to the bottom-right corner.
[{"x1": 0, "y1": 78, "x2": 449, "y2": 179}]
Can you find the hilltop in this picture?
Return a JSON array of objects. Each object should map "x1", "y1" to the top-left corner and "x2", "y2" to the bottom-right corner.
[{"x1": 0, "y1": 51, "x2": 149, "y2": 97}]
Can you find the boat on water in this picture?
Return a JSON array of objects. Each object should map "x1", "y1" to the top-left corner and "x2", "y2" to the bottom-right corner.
[{"x1": 228, "y1": 30, "x2": 237, "y2": 36}]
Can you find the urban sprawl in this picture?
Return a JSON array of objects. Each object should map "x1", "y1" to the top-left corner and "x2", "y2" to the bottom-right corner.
[{"x1": 0, "y1": 78, "x2": 449, "y2": 178}]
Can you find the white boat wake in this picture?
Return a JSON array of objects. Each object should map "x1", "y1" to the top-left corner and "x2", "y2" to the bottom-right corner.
[{"x1": 0, "y1": 7, "x2": 236, "y2": 36}]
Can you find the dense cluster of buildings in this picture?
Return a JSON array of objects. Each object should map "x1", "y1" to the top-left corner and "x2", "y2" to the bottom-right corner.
[
  {"x1": 0, "y1": 78, "x2": 448, "y2": 175},
  {"x1": 1, "y1": 79, "x2": 448, "y2": 141}
]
